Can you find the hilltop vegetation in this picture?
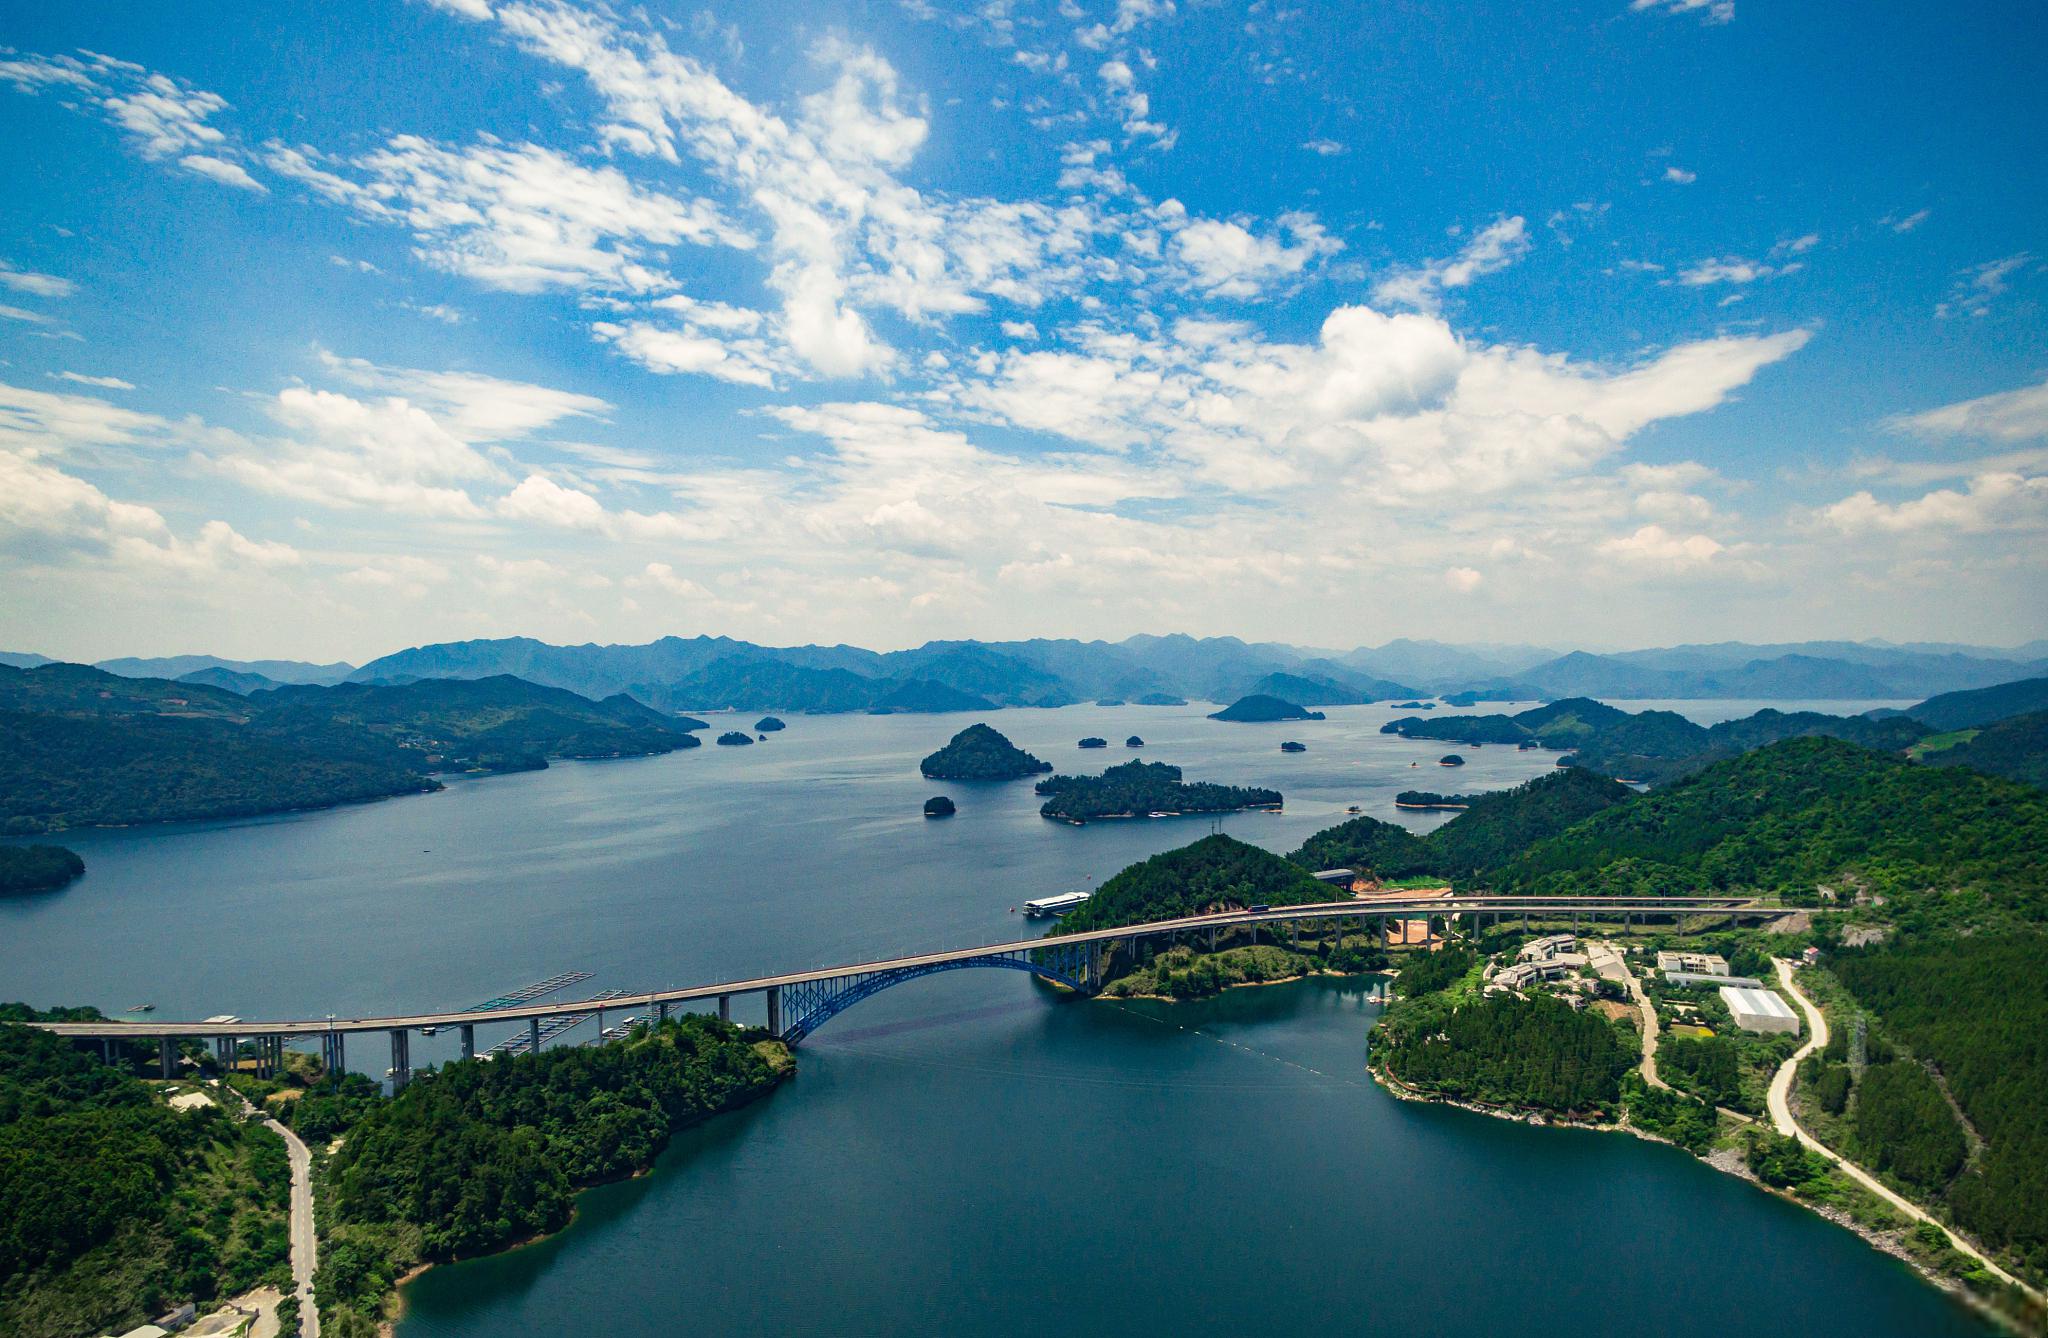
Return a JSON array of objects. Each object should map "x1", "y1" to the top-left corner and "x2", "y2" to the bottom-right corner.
[
  {"x1": 919, "y1": 723, "x2": 1052, "y2": 780},
  {"x1": 1208, "y1": 694, "x2": 1324, "y2": 722},
  {"x1": 1034, "y1": 760, "x2": 1280, "y2": 823},
  {"x1": 1915, "y1": 711, "x2": 2048, "y2": 789},
  {"x1": 1495, "y1": 738, "x2": 2048, "y2": 923},
  {"x1": 0, "y1": 1011, "x2": 291, "y2": 1338},
  {"x1": 0, "y1": 846, "x2": 84, "y2": 894},
  {"x1": 1377, "y1": 984, "x2": 1633, "y2": 1117},
  {"x1": 1286, "y1": 769, "x2": 1632, "y2": 885},
  {"x1": 1901, "y1": 675, "x2": 2048, "y2": 731},
  {"x1": 1052, "y1": 834, "x2": 1330, "y2": 933},
  {"x1": 0, "y1": 664, "x2": 701, "y2": 835},
  {"x1": 1381, "y1": 696, "x2": 1932, "y2": 784}
]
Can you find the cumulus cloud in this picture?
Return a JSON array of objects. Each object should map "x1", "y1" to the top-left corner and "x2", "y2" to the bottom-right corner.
[
  {"x1": 1597, "y1": 524, "x2": 1725, "y2": 568},
  {"x1": 1820, "y1": 473, "x2": 2048, "y2": 536},
  {"x1": 0, "y1": 52, "x2": 266, "y2": 191},
  {"x1": 1171, "y1": 211, "x2": 1342, "y2": 298}
]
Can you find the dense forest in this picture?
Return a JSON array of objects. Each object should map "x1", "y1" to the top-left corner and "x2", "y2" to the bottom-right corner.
[
  {"x1": 0, "y1": 845, "x2": 85, "y2": 894},
  {"x1": 317, "y1": 1015, "x2": 788, "y2": 1331},
  {"x1": 1495, "y1": 738, "x2": 2048, "y2": 923},
  {"x1": 919, "y1": 723, "x2": 1052, "y2": 780},
  {"x1": 1831, "y1": 936, "x2": 2048, "y2": 1280},
  {"x1": 1377, "y1": 992, "x2": 1634, "y2": 1117},
  {"x1": 1035, "y1": 760, "x2": 1280, "y2": 822},
  {"x1": 1284, "y1": 769, "x2": 1632, "y2": 885},
  {"x1": 0, "y1": 664, "x2": 705, "y2": 834},
  {"x1": 0, "y1": 1011, "x2": 290, "y2": 1338}
]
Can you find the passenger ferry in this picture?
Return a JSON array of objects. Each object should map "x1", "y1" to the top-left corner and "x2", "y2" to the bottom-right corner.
[{"x1": 1021, "y1": 891, "x2": 1092, "y2": 918}]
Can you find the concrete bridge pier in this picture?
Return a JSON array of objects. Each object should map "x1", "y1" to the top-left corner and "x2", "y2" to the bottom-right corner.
[
  {"x1": 718, "y1": 995, "x2": 731, "y2": 1023},
  {"x1": 528, "y1": 1016, "x2": 541, "y2": 1053},
  {"x1": 459, "y1": 1024, "x2": 474, "y2": 1060},
  {"x1": 322, "y1": 1031, "x2": 346, "y2": 1076},
  {"x1": 215, "y1": 1037, "x2": 234, "y2": 1072},
  {"x1": 766, "y1": 986, "x2": 782, "y2": 1038},
  {"x1": 389, "y1": 1029, "x2": 411, "y2": 1092},
  {"x1": 160, "y1": 1037, "x2": 176, "y2": 1078},
  {"x1": 656, "y1": 1001, "x2": 670, "y2": 1025}
]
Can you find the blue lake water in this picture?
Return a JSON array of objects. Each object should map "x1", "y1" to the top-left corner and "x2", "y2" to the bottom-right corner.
[{"x1": 1, "y1": 698, "x2": 1974, "y2": 1337}]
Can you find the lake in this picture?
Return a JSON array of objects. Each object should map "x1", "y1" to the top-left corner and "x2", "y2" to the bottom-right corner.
[{"x1": 2, "y1": 698, "x2": 1979, "y2": 1337}]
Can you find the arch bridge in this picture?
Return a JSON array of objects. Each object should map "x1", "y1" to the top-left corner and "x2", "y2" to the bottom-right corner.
[{"x1": 28, "y1": 895, "x2": 1785, "y2": 1086}]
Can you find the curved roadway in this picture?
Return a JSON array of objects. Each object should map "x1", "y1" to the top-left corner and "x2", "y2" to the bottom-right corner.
[{"x1": 1768, "y1": 958, "x2": 2036, "y2": 1302}]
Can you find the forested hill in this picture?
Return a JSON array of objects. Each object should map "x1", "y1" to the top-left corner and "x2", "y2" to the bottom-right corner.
[
  {"x1": 1051, "y1": 835, "x2": 1331, "y2": 933},
  {"x1": 1494, "y1": 737, "x2": 2048, "y2": 922},
  {"x1": 1286, "y1": 769, "x2": 1633, "y2": 883},
  {"x1": 1901, "y1": 675, "x2": 2048, "y2": 731},
  {"x1": 0, "y1": 664, "x2": 703, "y2": 834},
  {"x1": 1380, "y1": 696, "x2": 1932, "y2": 784},
  {"x1": 1914, "y1": 711, "x2": 2048, "y2": 790}
]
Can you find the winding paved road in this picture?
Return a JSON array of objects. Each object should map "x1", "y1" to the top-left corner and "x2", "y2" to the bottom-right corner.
[
  {"x1": 263, "y1": 1114, "x2": 320, "y2": 1338},
  {"x1": 1767, "y1": 958, "x2": 2036, "y2": 1302}
]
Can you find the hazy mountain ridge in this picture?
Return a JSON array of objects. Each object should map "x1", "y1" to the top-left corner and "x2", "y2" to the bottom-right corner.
[{"x1": 11, "y1": 635, "x2": 2043, "y2": 717}]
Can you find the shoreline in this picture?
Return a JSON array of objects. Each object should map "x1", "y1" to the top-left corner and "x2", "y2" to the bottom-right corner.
[{"x1": 366, "y1": 1060, "x2": 793, "y2": 1337}]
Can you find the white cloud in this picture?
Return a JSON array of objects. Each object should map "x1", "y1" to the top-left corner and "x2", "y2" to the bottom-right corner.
[
  {"x1": 1301, "y1": 138, "x2": 1346, "y2": 156},
  {"x1": 1890, "y1": 376, "x2": 2048, "y2": 443},
  {"x1": 179, "y1": 154, "x2": 266, "y2": 192},
  {"x1": 591, "y1": 318, "x2": 785, "y2": 387},
  {"x1": 1597, "y1": 524, "x2": 1725, "y2": 568},
  {"x1": 1444, "y1": 565, "x2": 1482, "y2": 592},
  {"x1": 1677, "y1": 256, "x2": 1800, "y2": 286},
  {"x1": 281, "y1": 136, "x2": 748, "y2": 294},
  {"x1": 1936, "y1": 253, "x2": 2032, "y2": 319},
  {"x1": 1372, "y1": 216, "x2": 1530, "y2": 311},
  {"x1": 1172, "y1": 211, "x2": 1342, "y2": 298},
  {"x1": 1631, "y1": 0, "x2": 1734, "y2": 25},
  {"x1": 1883, "y1": 208, "x2": 1930, "y2": 234},
  {"x1": 1820, "y1": 473, "x2": 2048, "y2": 536},
  {"x1": 51, "y1": 372, "x2": 136, "y2": 390},
  {"x1": 0, "y1": 262, "x2": 74, "y2": 298},
  {"x1": 1662, "y1": 166, "x2": 1698, "y2": 184}
]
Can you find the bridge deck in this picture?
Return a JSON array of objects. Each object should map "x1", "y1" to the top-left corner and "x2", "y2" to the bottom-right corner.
[{"x1": 30, "y1": 896, "x2": 1773, "y2": 1039}]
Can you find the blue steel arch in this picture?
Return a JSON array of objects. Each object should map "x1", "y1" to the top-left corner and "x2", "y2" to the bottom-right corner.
[{"x1": 777, "y1": 947, "x2": 1092, "y2": 1044}]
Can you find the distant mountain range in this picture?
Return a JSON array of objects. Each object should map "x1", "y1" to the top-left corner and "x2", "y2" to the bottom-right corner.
[{"x1": 3, "y1": 634, "x2": 2042, "y2": 716}]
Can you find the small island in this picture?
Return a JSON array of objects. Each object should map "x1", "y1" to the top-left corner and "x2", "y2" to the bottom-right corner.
[
  {"x1": 1126, "y1": 735, "x2": 1145, "y2": 748},
  {"x1": 1134, "y1": 692, "x2": 1189, "y2": 706},
  {"x1": 1208, "y1": 694, "x2": 1326, "y2": 723},
  {"x1": 1035, "y1": 760, "x2": 1282, "y2": 824},
  {"x1": 1394, "y1": 790, "x2": 1475, "y2": 810},
  {"x1": 924, "y1": 795, "x2": 956, "y2": 818},
  {"x1": 717, "y1": 731, "x2": 754, "y2": 746},
  {"x1": 0, "y1": 844, "x2": 85, "y2": 895},
  {"x1": 1095, "y1": 698, "x2": 1126, "y2": 707},
  {"x1": 1079, "y1": 737, "x2": 1108, "y2": 749},
  {"x1": 755, "y1": 716, "x2": 786, "y2": 732},
  {"x1": 919, "y1": 723, "x2": 1054, "y2": 780},
  {"x1": 1438, "y1": 753, "x2": 1466, "y2": 767},
  {"x1": 1280, "y1": 741, "x2": 1307, "y2": 753},
  {"x1": 1390, "y1": 701, "x2": 1434, "y2": 710}
]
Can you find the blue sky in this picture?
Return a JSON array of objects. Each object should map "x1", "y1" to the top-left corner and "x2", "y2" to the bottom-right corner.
[{"x1": 1, "y1": 0, "x2": 2043, "y2": 662}]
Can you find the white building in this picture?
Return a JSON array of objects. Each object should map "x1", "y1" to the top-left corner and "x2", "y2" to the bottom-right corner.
[
  {"x1": 1720, "y1": 986, "x2": 1800, "y2": 1035},
  {"x1": 1657, "y1": 951, "x2": 1730, "y2": 976}
]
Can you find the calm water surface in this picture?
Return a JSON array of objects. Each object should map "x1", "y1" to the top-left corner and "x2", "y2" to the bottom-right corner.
[{"x1": 0, "y1": 700, "x2": 1975, "y2": 1337}]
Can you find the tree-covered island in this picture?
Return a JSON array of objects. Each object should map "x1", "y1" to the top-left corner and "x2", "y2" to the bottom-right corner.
[
  {"x1": 1034, "y1": 760, "x2": 1281, "y2": 823},
  {"x1": 919, "y1": 723, "x2": 1053, "y2": 780}
]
